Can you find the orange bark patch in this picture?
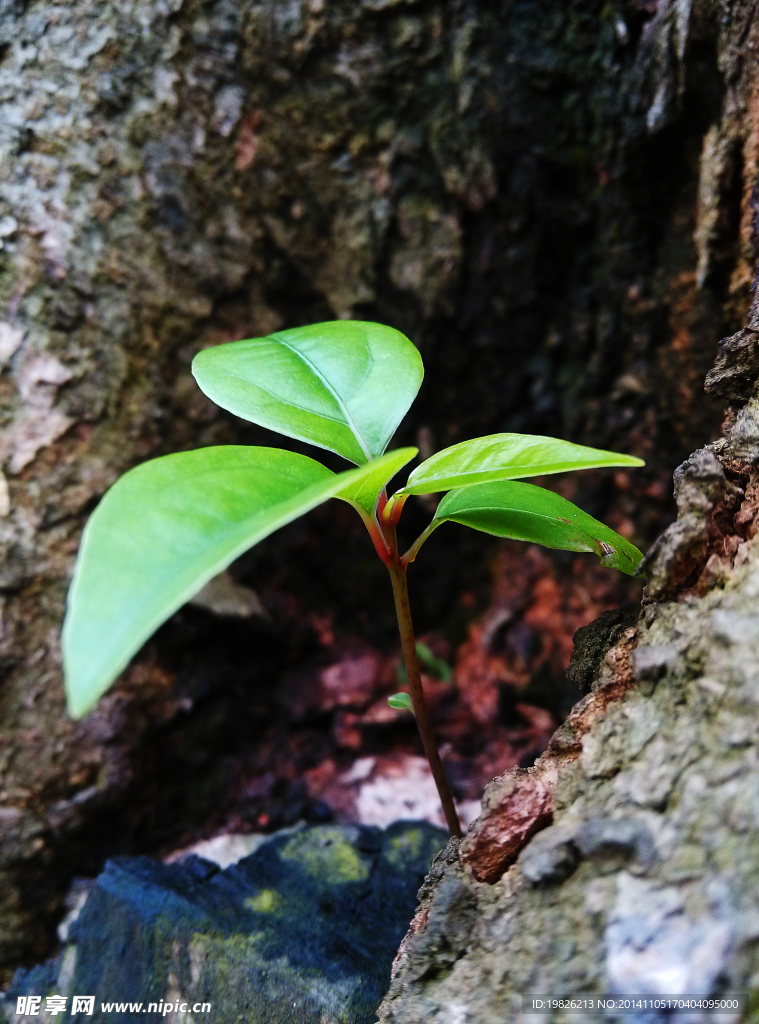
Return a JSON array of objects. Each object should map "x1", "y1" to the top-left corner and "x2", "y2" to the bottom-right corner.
[
  {"x1": 460, "y1": 772, "x2": 554, "y2": 883},
  {"x1": 459, "y1": 626, "x2": 638, "y2": 883},
  {"x1": 454, "y1": 620, "x2": 521, "y2": 727},
  {"x1": 235, "y1": 109, "x2": 263, "y2": 171},
  {"x1": 547, "y1": 627, "x2": 637, "y2": 758},
  {"x1": 391, "y1": 904, "x2": 430, "y2": 980}
]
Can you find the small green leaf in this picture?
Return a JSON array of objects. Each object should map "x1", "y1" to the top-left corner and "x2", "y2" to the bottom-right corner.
[
  {"x1": 192, "y1": 321, "x2": 423, "y2": 466},
  {"x1": 388, "y1": 692, "x2": 414, "y2": 712},
  {"x1": 336, "y1": 447, "x2": 417, "y2": 520},
  {"x1": 432, "y1": 480, "x2": 644, "y2": 576},
  {"x1": 399, "y1": 433, "x2": 645, "y2": 495},
  {"x1": 63, "y1": 448, "x2": 402, "y2": 718},
  {"x1": 416, "y1": 642, "x2": 453, "y2": 682},
  {"x1": 396, "y1": 642, "x2": 452, "y2": 684}
]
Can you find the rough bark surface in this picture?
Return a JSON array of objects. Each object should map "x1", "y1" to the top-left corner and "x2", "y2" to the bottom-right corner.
[
  {"x1": 379, "y1": 386, "x2": 759, "y2": 1019},
  {"x1": 0, "y1": 0, "x2": 756, "y2": 981}
]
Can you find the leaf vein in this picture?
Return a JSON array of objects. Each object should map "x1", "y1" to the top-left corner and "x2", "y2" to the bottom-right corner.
[
  {"x1": 223, "y1": 372, "x2": 351, "y2": 429},
  {"x1": 274, "y1": 336, "x2": 372, "y2": 460}
]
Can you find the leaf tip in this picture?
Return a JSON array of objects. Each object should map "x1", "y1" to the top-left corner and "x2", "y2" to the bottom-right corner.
[
  {"x1": 633, "y1": 556, "x2": 649, "y2": 579},
  {"x1": 64, "y1": 685, "x2": 92, "y2": 721}
]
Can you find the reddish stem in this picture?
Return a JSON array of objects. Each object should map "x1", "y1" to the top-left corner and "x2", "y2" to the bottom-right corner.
[{"x1": 365, "y1": 516, "x2": 393, "y2": 563}]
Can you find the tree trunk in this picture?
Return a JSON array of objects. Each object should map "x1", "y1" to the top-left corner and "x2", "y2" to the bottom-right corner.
[{"x1": 0, "y1": 0, "x2": 756, "y2": 988}]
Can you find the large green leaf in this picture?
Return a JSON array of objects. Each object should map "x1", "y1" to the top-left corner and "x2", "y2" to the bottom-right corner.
[
  {"x1": 337, "y1": 447, "x2": 417, "y2": 521},
  {"x1": 62, "y1": 447, "x2": 400, "y2": 718},
  {"x1": 192, "y1": 321, "x2": 423, "y2": 465},
  {"x1": 400, "y1": 433, "x2": 645, "y2": 495},
  {"x1": 432, "y1": 480, "x2": 643, "y2": 576}
]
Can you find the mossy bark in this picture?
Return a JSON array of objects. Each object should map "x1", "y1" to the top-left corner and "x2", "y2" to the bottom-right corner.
[{"x1": 0, "y1": 0, "x2": 756, "y2": 981}]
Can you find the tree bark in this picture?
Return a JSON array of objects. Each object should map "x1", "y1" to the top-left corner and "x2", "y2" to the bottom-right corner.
[{"x1": 0, "y1": 0, "x2": 755, "y2": 983}]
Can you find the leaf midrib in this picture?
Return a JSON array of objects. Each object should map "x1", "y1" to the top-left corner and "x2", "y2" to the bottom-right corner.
[
  {"x1": 440, "y1": 504, "x2": 586, "y2": 527},
  {"x1": 409, "y1": 457, "x2": 642, "y2": 491},
  {"x1": 274, "y1": 336, "x2": 373, "y2": 461},
  {"x1": 223, "y1": 372, "x2": 351, "y2": 429},
  {"x1": 438, "y1": 502, "x2": 634, "y2": 561}
]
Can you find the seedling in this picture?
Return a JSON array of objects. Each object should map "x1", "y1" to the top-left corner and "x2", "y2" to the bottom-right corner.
[{"x1": 62, "y1": 321, "x2": 644, "y2": 836}]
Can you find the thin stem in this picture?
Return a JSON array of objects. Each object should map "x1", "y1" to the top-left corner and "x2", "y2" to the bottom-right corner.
[
  {"x1": 352, "y1": 504, "x2": 393, "y2": 563},
  {"x1": 401, "y1": 520, "x2": 440, "y2": 566},
  {"x1": 384, "y1": 525, "x2": 462, "y2": 837}
]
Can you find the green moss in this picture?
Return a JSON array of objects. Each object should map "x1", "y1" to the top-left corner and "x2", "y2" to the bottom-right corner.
[
  {"x1": 244, "y1": 889, "x2": 283, "y2": 915},
  {"x1": 279, "y1": 827, "x2": 371, "y2": 885},
  {"x1": 383, "y1": 826, "x2": 426, "y2": 870},
  {"x1": 747, "y1": 987, "x2": 759, "y2": 1024},
  {"x1": 185, "y1": 932, "x2": 341, "y2": 1024}
]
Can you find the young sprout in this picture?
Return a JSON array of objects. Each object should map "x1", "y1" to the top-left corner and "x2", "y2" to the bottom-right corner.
[
  {"x1": 388, "y1": 693, "x2": 414, "y2": 713},
  {"x1": 62, "y1": 321, "x2": 644, "y2": 836}
]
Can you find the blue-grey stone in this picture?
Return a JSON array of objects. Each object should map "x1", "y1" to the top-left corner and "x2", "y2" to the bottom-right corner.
[{"x1": 6, "y1": 822, "x2": 446, "y2": 1024}]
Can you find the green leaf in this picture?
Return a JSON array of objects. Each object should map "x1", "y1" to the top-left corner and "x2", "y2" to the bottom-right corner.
[
  {"x1": 192, "y1": 321, "x2": 423, "y2": 466},
  {"x1": 63, "y1": 447, "x2": 399, "y2": 718},
  {"x1": 399, "y1": 433, "x2": 645, "y2": 495},
  {"x1": 433, "y1": 480, "x2": 644, "y2": 576},
  {"x1": 396, "y1": 642, "x2": 452, "y2": 684},
  {"x1": 336, "y1": 446, "x2": 417, "y2": 520},
  {"x1": 416, "y1": 642, "x2": 453, "y2": 682},
  {"x1": 388, "y1": 692, "x2": 414, "y2": 712}
]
